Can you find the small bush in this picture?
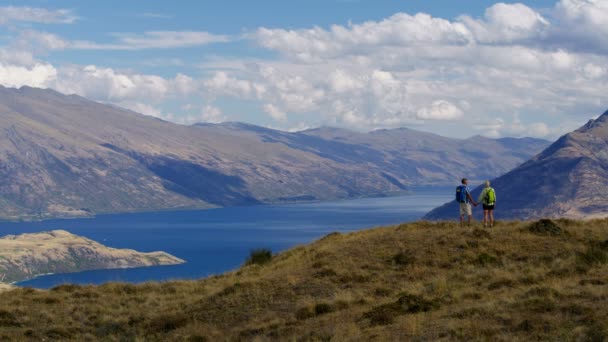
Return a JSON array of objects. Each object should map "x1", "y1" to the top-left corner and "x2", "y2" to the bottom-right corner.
[
  {"x1": 471, "y1": 229, "x2": 491, "y2": 239},
  {"x1": 364, "y1": 293, "x2": 440, "y2": 326},
  {"x1": 0, "y1": 310, "x2": 20, "y2": 327},
  {"x1": 245, "y1": 248, "x2": 273, "y2": 266},
  {"x1": 50, "y1": 284, "x2": 80, "y2": 292},
  {"x1": 521, "y1": 297, "x2": 556, "y2": 313},
  {"x1": 392, "y1": 251, "x2": 415, "y2": 266},
  {"x1": 528, "y1": 219, "x2": 562, "y2": 236},
  {"x1": 46, "y1": 327, "x2": 72, "y2": 339},
  {"x1": 374, "y1": 287, "x2": 392, "y2": 297},
  {"x1": 476, "y1": 253, "x2": 500, "y2": 266},
  {"x1": 314, "y1": 303, "x2": 333, "y2": 315},
  {"x1": 585, "y1": 323, "x2": 607, "y2": 342},
  {"x1": 295, "y1": 307, "x2": 314, "y2": 320},
  {"x1": 365, "y1": 306, "x2": 396, "y2": 326},
  {"x1": 577, "y1": 245, "x2": 608, "y2": 268},
  {"x1": 218, "y1": 282, "x2": 243, "y2": 296},
  {"x1": 148, "y1": 312, "x2": 189, "y2": 333},
  {"x1": 314, "y1": 268, "x2": 337, "y2": 277},
  {"x1": 487, "y1": 278, "x2": 515, "y2": 290}
]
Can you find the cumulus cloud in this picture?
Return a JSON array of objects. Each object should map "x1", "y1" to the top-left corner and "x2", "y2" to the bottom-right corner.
[
  {"x1": 198, "y1": 0, "x2": 608, "y2": 137},
  {"x1": 552, "y1": 0, "x2": 608, "y2": 53},
  {"x1": 416, "y1": 100, "x2": 464, "y2": 120},
  {"x1": 264, "y1": 103, "x2": 287, "y2": 121},
  {"x1": 3, "y1": 1, "x2": 608, "y2": 138},
  {"x1": 459, "y1": 3, "x2": 549, "y2": 43},
  {"x1": 254, "y1": 12, "x2": 472, "y2": 62},
  {"x1": 0, "y1": 62, "x2": 57, "y2": 88}
]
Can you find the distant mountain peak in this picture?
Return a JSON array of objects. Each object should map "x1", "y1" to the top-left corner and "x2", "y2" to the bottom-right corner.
[{"x1": 424, "y1": 108, "x2": 608, "y2": 220}]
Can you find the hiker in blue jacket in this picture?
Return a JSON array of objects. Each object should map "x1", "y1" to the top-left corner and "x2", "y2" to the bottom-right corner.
[{"x1": 456, "y1": 178, "x2": 477, "y2": 226}]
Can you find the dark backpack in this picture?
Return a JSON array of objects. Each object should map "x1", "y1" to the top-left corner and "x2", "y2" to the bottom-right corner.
[{"x1": 455, "y1": 185, "x2": 467, "y2": 203}]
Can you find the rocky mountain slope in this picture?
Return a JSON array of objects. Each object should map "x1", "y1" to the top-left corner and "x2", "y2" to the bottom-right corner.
[
  {"x1": 0, "y1": 86, "x2": 548, "y2": 220},
  {"x1": 0, "y1": 230, "x2": 184, "y2": 284},
  {"x1": 425, "y1": 110, "x2": 608, "y2": 220}
]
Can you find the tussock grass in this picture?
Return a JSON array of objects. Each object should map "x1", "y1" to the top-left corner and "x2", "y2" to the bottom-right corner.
[{"x1": 0, "y1": 219, "x2": 607, "y2": 341}]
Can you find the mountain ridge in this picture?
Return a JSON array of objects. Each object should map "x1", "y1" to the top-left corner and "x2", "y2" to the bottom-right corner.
[
  {"x1": 0, "y1": 229, "x2": 184, "y2": 284},
  {"x1": 424, "y1": 109, "x2": 608, "y2": 220},
  {"x1": 0, "y1": 85, "x2": 550, "y2": 220}
]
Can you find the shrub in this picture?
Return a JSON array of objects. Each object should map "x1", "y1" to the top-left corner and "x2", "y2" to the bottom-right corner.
[
  {"x1": 528, "y1": 219, "x2": 562, "y2": 236},
  {"x1": 585, "y1": 323, "x2": 607, "y2": 342},
  {"x1": 0, "y1": 310, "x2": 20, "y2": 327},
  {"x1": 45, "y1": 327, "x2": 72, "y2": 339},
  {"x1": 245, "y1": 248, "x2": 273, "y2": 266},
  {"x1": 577, "y1": 245, "x2": 608, "y2": 268},
  {"x1": 364, "y1": 293, "x2": 440, "y2": 326},
  {"x1": 374, "y1": 287, "x2": 392, "y2": 297},
  {"x1": 314, "y1": 268, "x2": 337, "y2": 277},
  {"x1": 50, "y1": 284, "x2": 80, "y2": 293},
  {"x1": 471, "y1": 229, "x2": 491, "y2": 239},
  {"x1": 295, "y1": 307, "x2": 314, "y2": 320},
  {"x1": 392, "y1": 251, "x2": 415, "y2": 266},
  {"x1": 476, "y1": 253, "x2": 500, "y2": 266},
  {"x1": 314, "y1": 303, "x2": 333, "y2": 315},
  {"x1": 148, "y1": 312, "x2": 189, "y2": 333}
]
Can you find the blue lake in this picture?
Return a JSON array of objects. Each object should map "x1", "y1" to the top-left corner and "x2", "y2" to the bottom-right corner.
[{"x1": 1, "y1": 187, "x2": 451, "y2": 289}]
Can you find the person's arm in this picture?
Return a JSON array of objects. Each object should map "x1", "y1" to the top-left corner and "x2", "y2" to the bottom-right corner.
[
  {"x1": 467, "y1": 192, "x2": 478, "y2": 206},
  {"x1": 477, "y1": 188, "x2": 486, "y2": 203}
]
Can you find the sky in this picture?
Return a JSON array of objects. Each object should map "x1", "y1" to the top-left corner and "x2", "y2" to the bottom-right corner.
[{"x1": 0, "y1": 0, "x2": 606, "y2": 139}]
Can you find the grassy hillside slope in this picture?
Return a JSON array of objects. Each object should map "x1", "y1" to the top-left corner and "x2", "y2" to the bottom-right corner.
[{"x1": 0, "y1": 219, "x2": 607, "y2": 341}]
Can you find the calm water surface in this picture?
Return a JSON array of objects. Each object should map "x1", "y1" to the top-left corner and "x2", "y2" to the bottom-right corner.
[{"x1": 1, "y1": 187, "x2": 451, "y2": 288}]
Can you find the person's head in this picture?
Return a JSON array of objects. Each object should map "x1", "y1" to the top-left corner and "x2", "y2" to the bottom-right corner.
[
  {"x1": 461, "y1": 178, "x2": 468, "y2": 185},
  {"x1": 485, "y1": 180, "x2": 490, "y2": 188}
]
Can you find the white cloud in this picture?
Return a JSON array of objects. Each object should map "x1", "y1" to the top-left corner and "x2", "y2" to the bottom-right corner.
[
  {"x1": 552, "y1": 0, "x2": 608, "y2": 53},
  {"x1": 459, "y1": 3, "x2": 549, "y2": 43},
  {"x1": 198, "y1": 1, "x2": 608, "y2": 137},
  {"x1": 416, "y1": 100, "x2": 464, "y2": 120},
  {"x1": 199, "y1": 105, "x2": 225, "y2": 123},
  {"x1": 0, "y1": 62, "x2": 57, "y2": 88},
  {"x1": 254, "y1": 12, "x2": 472, "y2": 62},
  {"x1": 0, "y1": 6, "x2": 76, "y2": 25},
  {"x1": 2, "y1": 1, "x2": 608, "y2": 139},
  {"x1": 264, "y1": 103, "x2": 287, "y2": 121},
  {"x1": 71, "y1": 31, "x2": 230, "y2": 50},
  {"x1": 10, "y1": 30, "x2": 229, "y2": 53},
  {"x1": 120, "y1": 102, "x2": 164, "y2": 118}
]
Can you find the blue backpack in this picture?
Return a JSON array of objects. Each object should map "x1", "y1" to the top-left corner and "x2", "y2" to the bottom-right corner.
[{"x1": 455, "y1": 185, "x2": 467, "y2": 203}]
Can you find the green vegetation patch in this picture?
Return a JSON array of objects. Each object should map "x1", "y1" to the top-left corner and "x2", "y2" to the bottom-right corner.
[
  {"x1": 0, "y1": 309, "x2": 20, "y2": 327},
  {"x1": 245, "y1": 248, "x2": 273, "y2": 266},
  {"x1": 392, "y1": 251, "x2": 415, "y2": 266},
  {"x1": 527, "y1": 219, "x2": 562, "y2": 236},
  {"x1": 364, "y1": 293, "x2": 440, "y2": 326},
  {"x1": 577, "y1": 243, "x2": 608, "y2": 268}
]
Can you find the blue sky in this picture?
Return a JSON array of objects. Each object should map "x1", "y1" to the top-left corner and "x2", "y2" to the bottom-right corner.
[{"x1": 0, "y1": 0, "x2": 607, "y2": 138}]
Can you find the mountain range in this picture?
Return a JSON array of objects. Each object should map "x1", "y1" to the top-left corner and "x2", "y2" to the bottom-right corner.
[
  {"x1": 425, "y1": 110, "x2": 608, "y2": 220},
  {"x1": 0, "y1": 86, "x2": 548, "y2": 220}
]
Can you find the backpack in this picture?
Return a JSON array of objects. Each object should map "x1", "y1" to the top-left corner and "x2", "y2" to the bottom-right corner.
[
  {"x1": 484, "y1": 188, "x2": 496, "y2": 204},
  {"x1": 455, "y1": 185, "x2": 467, "y2": 203}
]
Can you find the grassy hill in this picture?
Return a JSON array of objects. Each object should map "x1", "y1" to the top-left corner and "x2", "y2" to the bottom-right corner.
[{"x1": 0, "y1": 219, "x2": 607, "y2": 341}]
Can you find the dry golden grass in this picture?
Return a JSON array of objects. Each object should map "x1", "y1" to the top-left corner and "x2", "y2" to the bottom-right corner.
[{"x1": 0, "y1": 219, "x2": 607, "y2": 341}]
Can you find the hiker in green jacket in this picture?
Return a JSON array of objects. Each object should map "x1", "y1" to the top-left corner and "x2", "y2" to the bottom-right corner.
[{"x1": 478, "y1": 180, "x2": 496, "y2": 228}]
